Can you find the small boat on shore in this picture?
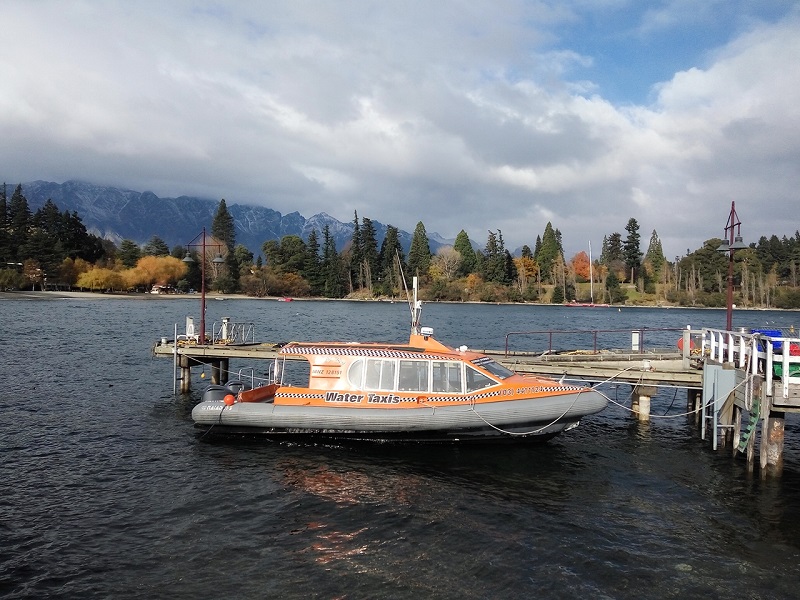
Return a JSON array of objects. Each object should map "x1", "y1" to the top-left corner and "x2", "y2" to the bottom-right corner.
[{"x1": 192, "y1": 281, "x2": 608, "y2": 443}]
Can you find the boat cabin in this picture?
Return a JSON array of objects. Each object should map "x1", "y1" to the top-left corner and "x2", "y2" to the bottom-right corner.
[{"x1": 279, "y1": 339, "x2": 516, "y2": 396}]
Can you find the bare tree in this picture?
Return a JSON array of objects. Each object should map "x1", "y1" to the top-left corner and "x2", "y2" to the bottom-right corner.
[{"x1": 432, "y1": 246, "x2": 462, "y2": 281}]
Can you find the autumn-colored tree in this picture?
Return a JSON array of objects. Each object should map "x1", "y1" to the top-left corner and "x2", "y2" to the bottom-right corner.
[
  {"x1": 22, "y1": 258, "x2": 43, "y2": 290},
  {"x1": 57, "y1": 257, "x2": 92, "y2": 287},
  {"x1": 128, "y1": 255, "x2": 188, "y2": 289},
  {"x1": 239, "y1": 266, "x2": 311, "y2": 297},
  {"x1": 465, "y1": 273, "x2": 483, "y2": 297},
  {"x1": 513, "y1": 255, "x2": 538, "y2": 299},
  {"x1": 571, "y1": 251, "x2": 590, "y2": 281},
  {"x1": 76, "y1": 267, "x2": 125, "y2": 291}
]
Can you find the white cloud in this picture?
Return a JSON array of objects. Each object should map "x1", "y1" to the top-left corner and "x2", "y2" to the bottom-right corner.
[{"x1": 0, "y1": 1, "x2": 798, "y2": 260}]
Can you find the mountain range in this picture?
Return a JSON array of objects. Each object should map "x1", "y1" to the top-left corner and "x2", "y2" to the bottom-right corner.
[{"x1": 16, "y1": 180, "x2": 454, "y2": 257}]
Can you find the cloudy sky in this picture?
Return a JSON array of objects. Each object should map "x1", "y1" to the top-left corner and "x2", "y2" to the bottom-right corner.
[{"x1": 2, "y1": 1, "x2": 798, "y2": 259}]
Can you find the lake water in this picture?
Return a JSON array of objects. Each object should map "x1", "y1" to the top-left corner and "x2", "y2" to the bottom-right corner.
[{"x1": 2, "y1": 295, "x2": 800, "y2": 599}]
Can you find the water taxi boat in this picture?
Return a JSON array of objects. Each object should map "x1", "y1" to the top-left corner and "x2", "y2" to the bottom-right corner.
[{"x1": 192, "y1": 284, "x2": 608, "y2": 443}]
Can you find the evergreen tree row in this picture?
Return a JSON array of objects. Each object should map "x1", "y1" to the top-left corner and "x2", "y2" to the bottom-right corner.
[{"x1": 1, "y1": 183, "x2": 799, "y2": 309}]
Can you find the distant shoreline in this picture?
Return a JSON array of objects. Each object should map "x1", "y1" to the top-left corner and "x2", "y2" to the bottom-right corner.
[
  {"x1": 0, "y1": 290, "x2": 247, "y2": 301},
  {"x1": 1, "y1": 289, "x2": 798, "y2": 312}
]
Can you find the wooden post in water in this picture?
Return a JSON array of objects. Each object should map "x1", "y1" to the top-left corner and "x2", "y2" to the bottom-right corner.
[
  {"x1": 688, "y1": 389, "x2": 702, "y2": 426},
  {"x1": 180, "y1": 355, "x2": 192, "y2": 393},
  {"x1": 761, "y1": 410, "x2": 785, "y2": 476},
  {"x1": 221, "y1": 358, "x2": 229, "y2": 384},
  {"x1": 211, "y1": 361, "x2": 221, "y2": 385},
  {"x1": 633, "y1": 385, "x2": 657, "y2": 421}
]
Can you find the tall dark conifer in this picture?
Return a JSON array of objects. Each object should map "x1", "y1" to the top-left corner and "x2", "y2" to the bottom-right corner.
[
  {"x1": 535, "y1": 222, "x2": 561, "y2": 283},
  {"x1": 119, "y1": 239, "x2": 142, "y2": 268},
  {"x1": 211, "y1": 199, "x2": 236, "y2": 251},
  {"x1": 482, "y1": 230, "x2": 507, "y2": 283},
  {"x1": 322, "y1": 224, "x2": 344, "y2": 298},
  {"x1": 0, "y1": 183, "x2": 8, "y2": 262},
  {"x1": 211, "y1": 199, "x2": 238, "y2": 290},
  {"x1": 378, "y1": 225, "x2": 404, "y2": 294},
  {"x1": 454, "y1": 230, "x2": 477, "y2": 276},
  {"x1": 644, "y1": 229, "x2": 666, "y2": 280},
  {"x1": 0, "y1": 183, "x2": 7, "y2": 225},
  {"x1": 304, "y1": 228, "x2": 324, "y2": 295},
  {"x1": 407, "y1": 221, "x2": 431, "y2": 278},
  {"x1": 623, "y1": 218, "x2": 642, "y2": 282},
  {"x1": 349, "y1": 211, "x2": 363, "y2": 289},
  {"x1": 8, "y1": 184, "x2": 31, "y2": 262},
  {"x1": 360, "y1": 217, "x2": 379, "y2": 289}
]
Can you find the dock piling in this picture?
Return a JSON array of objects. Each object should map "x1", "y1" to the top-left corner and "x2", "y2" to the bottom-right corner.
[
  {"x1": 632, "y1": 385, "x2": 658, "y2": 421},
  {"x1": 761, "y1": 410, "x2": 786, "y2": 475}
]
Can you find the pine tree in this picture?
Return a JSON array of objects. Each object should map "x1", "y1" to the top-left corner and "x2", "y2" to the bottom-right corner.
[
  {"x1": 117, "y1": 240, "x2": 142, "y2": 269},
  {"x1": 211, "y1": 198, "x2": 236, "y2": 251},
  {"x1": 644, "y1": 229, "x2": 666, "y2": 281},
  {"x1": 142, "y1": 236, "x2": 170, "y2": 256},
  {"x1": 378, "y1": 225, "x2": 404, "y2": 295},
  {"x1": 304, "y1": 229, "x2": 324, "y2": 295},
  {"x1": 8, "y1": 185, "x2": 31, "y2": 262},
  {"x1": 407, "y1": 221, "x2": 431, "y2": 278},
  {"x1": 360, "y1": 217, "x2": 379, "y2": 289},
  {"x1": 322, "y1": 224, "x2": 344, "y2": 297},
  {"x1": 0, "y1": 183, "x2": 7, "y2": 226},
  {"x1": 482, "y1": 230, "x2": 507, "y2": 283},
  {"x1": 454, "y1": 230, "x2": 477, "y2": 276},
  {"x1": 605, "y1": 269, "x2": 627, "y2": 303},
  {"x1": 535, "y1": 222, "x2": 561, "y2": 283},
  {"x1": 623, "y1": 218, "x2": 642, "y2": 283},
  {"x1": 349, "y1": 211, "x2": 363, "y2": 289},
  {"x1": 0, "y1": 183, "x2": 8, "y2": 262},
  {"x1": 504, "y1": 249, "x2": 517, "y2": 284}
]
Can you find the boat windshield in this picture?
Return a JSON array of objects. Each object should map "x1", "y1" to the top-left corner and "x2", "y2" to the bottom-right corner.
[{"x1": 471, "y1": 357, "x2": 514, "y2": 379}]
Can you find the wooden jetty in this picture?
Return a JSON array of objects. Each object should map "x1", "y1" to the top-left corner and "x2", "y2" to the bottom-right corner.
[{"x1": 154, "y1": 317, "x2": 800, "y2": 476}]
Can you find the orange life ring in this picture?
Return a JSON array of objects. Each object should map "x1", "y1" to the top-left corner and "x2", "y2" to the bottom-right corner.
[{"x1": 677, "y1": 337, "x2": 695, "y2": 352}]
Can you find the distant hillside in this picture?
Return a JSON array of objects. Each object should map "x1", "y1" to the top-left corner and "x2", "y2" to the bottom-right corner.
[{"x1": 16, "y1": 180, "x2": 454, "y2": 257}]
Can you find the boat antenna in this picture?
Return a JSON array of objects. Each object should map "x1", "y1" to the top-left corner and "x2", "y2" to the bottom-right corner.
[{"x1": 396, "y1": 252, "x2": 422, "y2": 335}]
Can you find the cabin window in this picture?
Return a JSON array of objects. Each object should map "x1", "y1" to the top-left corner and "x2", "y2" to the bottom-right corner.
[
  {"x1": 347, "y1": 359, "x2": 365, "y2": 388},
  {"x1": 398, "y1": 360, "x2": 429, "y2": 392},
  {"x1": 471, "y1": 357, "x2": 514, "y2": 380},
  {"x1": 365, "y1": 358, "x2": 396, "y2": 391},
  {"x1": 465, "y1": 365, "x2": 496, "y2": 392},
  {"x1": 431, "y1": 361, "x2": 462, "y2": 393}
]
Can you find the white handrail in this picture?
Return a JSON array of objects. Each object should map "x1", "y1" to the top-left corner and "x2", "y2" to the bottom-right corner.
[{"x1": 702, "y1": 328, "x2": 800, "y2": 399}]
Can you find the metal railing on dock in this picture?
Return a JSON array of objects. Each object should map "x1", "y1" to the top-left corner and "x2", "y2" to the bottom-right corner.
[
  {"x1": 212, "y1": 318, "x2": 256, "y2": 345},
  {"x1": 504, "y1": 327, "x2": 699, "y2": 357}
]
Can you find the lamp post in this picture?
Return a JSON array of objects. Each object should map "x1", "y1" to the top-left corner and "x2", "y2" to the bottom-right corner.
[
  {"x1": 183, "y1": 228, "x2": 226, "y2": 344},
  {"x1": 716, "y1": 201, "x2": 747, "y2": 331}
]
